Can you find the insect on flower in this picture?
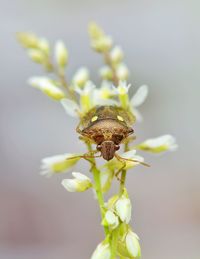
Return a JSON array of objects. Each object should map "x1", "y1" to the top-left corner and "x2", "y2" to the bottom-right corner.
[
  {"x1": 77, "y1": 105, "x2": 135, "y2": 161},
  {"x1": 67, "y1": 105, "x2": 149, "y2": 177}
]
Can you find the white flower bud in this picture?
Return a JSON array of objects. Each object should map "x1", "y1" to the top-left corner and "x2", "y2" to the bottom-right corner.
[
  {"x1": 110, "y1": 46, "x2": 124, "y2": 64},
  {"x1": 116, "y1": 64, "x2": 129, "y2": 80},
  {"x1": 29, "y1": 77, "x2": 65, "y2": 100},
  {"x1": 28, "y1": 49, "x2": 45, "y2": 64},
  {"x1": 91, "y1": 242, "x2": 111, "y2": 259},
  {"x1": 99, "y1": 66, "x2": 113, "y2": 80},
  {"x1": 115, "y1": 195, "x2": 132, "y2": 224},
  {"x1": 72, "y1": 67, "x2": 90, "y2": 87},
  {"x1": 17, "y1": 32, "x2": 39, "y2": 48},
  {"x1": 103, "y1": 210, "x2": 119, "y2": 229},
  {"x1": 126, "y1": 230, "x2": 141, "y2": 258},
  {"x1": 38, "y1": 38, "x2": 50, "y2": 56},
  {"x1": 138, "y1": 135, "x2": 178, "y2": 153},
  {"x1": 55, "y1": 40, "x2": 68, "y2": 68},
  {"x1": 62, "y1": 172, "x2": 92, "y2": 192},
  {"x1": 40, "y1": 153, "x2": 81, "y2": 177},
  {"x1": 91, "y1": 36, "x2": 113, "y2": 53}
]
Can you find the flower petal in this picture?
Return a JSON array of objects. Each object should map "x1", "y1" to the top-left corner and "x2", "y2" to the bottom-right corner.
[
  {"x1": 60, "y1": 98, "x2": 80, "y2": 117},
  {"x1": 131, "y1": 85, "x2": 148, "y2": 107}
]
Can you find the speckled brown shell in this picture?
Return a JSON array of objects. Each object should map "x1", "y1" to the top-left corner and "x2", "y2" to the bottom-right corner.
[{"x1": 79, "y1": 106, "x2": 135, "y2": 144}]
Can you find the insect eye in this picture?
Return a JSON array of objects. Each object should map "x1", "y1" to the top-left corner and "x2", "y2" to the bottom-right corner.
[
  {"x1": 97, "y1": 144, "x2": 101, "y2": 151},
  {"x1": 115, "y1": 145, "x2": 120, "y2": 151}
]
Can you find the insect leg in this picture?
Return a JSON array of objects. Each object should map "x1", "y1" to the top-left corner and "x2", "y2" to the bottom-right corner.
[
  {"x1": 76, "y1": 122, "x2": 82, "y2": 134},
  {"x1": 66, "y1": 150, "x2": 102, "y2": 168},
  {"x1": 116, "y1": 154, "x2": 150, "y2": 167},
  {"x1": 114, "y1": 153, "x2": 126, "y2": 182}
]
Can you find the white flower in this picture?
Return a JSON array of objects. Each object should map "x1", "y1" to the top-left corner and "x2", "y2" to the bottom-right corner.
[
  {"x1": 62, "y1": 172, "x2": 92, "y2": 192},
  {"x1": 126, "y1": 230, "x2": 141, "y2": 258},
  {"x1": 55, "y1": 40, "x2": 68, "y2": 68},
  {"x1": 91, "y1": 242, "x2": 111, "y2": 259},
  {"x1": 116, "y1": 63, "x2": 129, "y2": 81},
  {"x1": 75, "y1": 81, "x2": 96, "y2": 112},
  {"x1": 110, "y1": 46, "x2": 124, "y2": 64},
  {"x1": 102, "y1": 210, "x2": 119, "y2": 229},
  {"x1": 112, "y1": 81, "x2": 132, "y2": 95},
  {"x1": 72, "y1": 67, "x2": 90, "y2": 87},
  {"x1": 40, "y1": 153, "x2": 81, "y2": 177},
  {"x1": 61, "y1": 98, "x2": 80, "y2": 117},
  {"x1": 137, "y1": 134, "x2": 178, "y2": 153},
  {"x1": 115, "y1": 195, "x2": 132, "y2": 224},
  {"x1": 112, "y1": 81, "x2": 131, "y2": 108},
  {"x1": 130, "y1": 85, "x2": 149, "y2": 122},
  {"x1": 93, "y1": 81, "x2": 118, "y2": 106},
  {"x1": 29, "y1": 77, "x2": 66, "y2": 100}
]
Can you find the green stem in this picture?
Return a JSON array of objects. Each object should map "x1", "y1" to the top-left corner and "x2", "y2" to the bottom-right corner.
[
  {"x1": 86, "y1": 142, "x2": 108, "y2": 235},
  {"x1": 119, "y1": 142, "x2": 130, "y2": 196},
  {"x1": 110, "y1": 227, "x2": 120, "y2": 259}
]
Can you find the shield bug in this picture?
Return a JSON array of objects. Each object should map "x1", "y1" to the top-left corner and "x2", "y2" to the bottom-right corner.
[{"x1": 76, "y1": 105, "x2": 135, "y2": 161}]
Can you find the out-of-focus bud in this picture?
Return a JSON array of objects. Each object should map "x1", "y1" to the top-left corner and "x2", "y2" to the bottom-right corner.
[
  {"x1": 62, "y1": 172, "x2": 92, "y2": 192},
  {"x1": 17, "y1": 32, "x2": 39, "y2": 48},
  {"x1": 137, "y1": 135, "x2": 178, "y2": 153},
  {"x1": 28, "y1": 49, "x2": 45, "y2": 64},
  {"x1": 55, "y1": 40, "x2": 68, "y2": 68},
  {"x1": 40, "y1": 153, "x2": 81, "y2": 177},
  {"x1": 102, "y1": 210, "x2": 119, "y2": 229},
  {"x1": 91, "y1": 241, "x2": 111, "y2": 259},
  {"x1": 72, "y1": 67, "x2": 90, "y2": 88},
  {"x1": 99, "y1": 66, "x2": 113, "y2": 80},
  {"x1": 110, "y1": 46, "x2": 124, "y2": 64},
  {"x1": 115, "y1": 195, "x2": 132, "y2": 224},
  {"x1": 88, "y1": 22, "x2": 104, "y2": 40},
  {"x1": 116, "y1": 63, "x2": 129, "y2": 81},
  {"x1": 125, "y1": 230, "x2": 141, "y2": 258},
  {"x1": 38, "y1": 38, "x2": 50, "y2": 56},
  {"x1": 91, "y1": 36, "x2": 113, "y2": 53},
  {"x1": 29, "y1": 77, "x2": 66, "y2": 100}
]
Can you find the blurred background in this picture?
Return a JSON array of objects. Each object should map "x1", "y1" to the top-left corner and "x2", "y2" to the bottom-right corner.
[{"x1": 0, "y1": 0, "x2": 200, "y2": 258}]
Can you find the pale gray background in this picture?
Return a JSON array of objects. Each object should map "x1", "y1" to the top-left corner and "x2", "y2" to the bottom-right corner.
[{"x1": 0, "y1": 0, "x2": 200, "y2": 258}]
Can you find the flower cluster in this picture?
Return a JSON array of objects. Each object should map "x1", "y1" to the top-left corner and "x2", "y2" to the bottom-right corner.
[{"x1": 17, "y1": 23, "x2": 177, "y2": 259}]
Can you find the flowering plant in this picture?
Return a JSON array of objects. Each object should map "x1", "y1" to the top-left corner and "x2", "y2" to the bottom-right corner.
[{"x1": 17, "y1": 23, "x2": 177, "y2": 259}]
